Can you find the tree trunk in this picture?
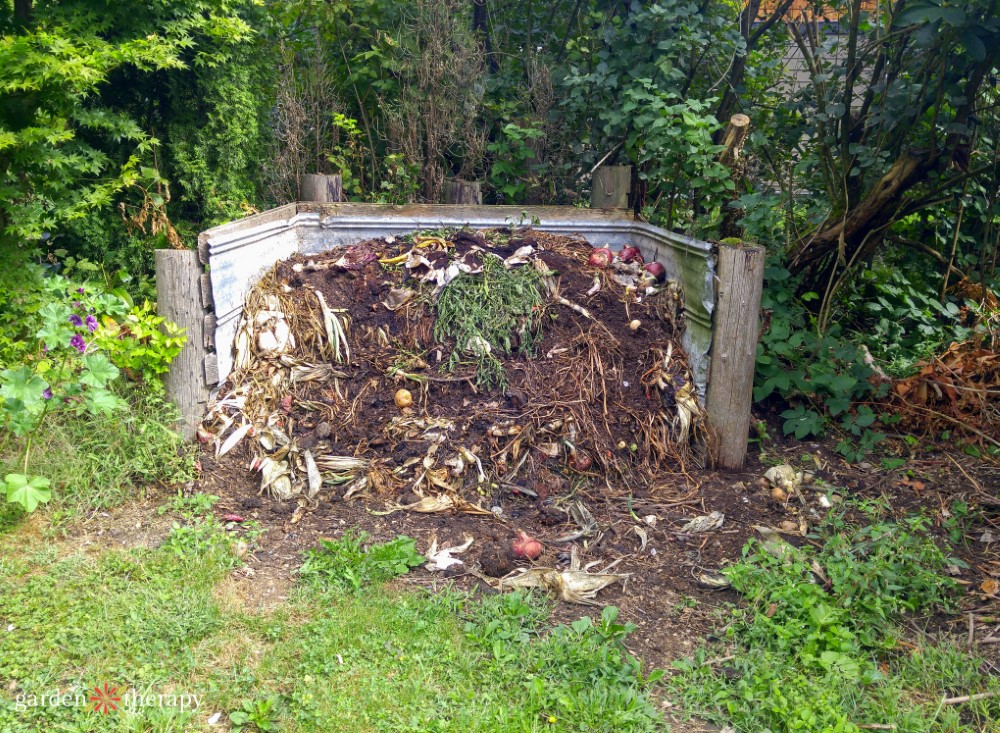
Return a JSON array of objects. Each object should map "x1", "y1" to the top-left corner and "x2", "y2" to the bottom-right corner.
[
  {"x1": 590, "y1": 165, "x2": 631, "y2": 209},
  {"x1": 707, "y1": 242, "x2": 766, "y2": 471},
  {"x1": 789, "y1": 152, "x2": 927, "y2": 277},
  {"x1": 444, "y1": 178, "x2": 482, "y2": 204},
  {"x1": 13, "y1": 0, "x2": 32, "y2": 31},
  {"x1": 298, "y1": 173, "x2": 343, "y2": 203}
]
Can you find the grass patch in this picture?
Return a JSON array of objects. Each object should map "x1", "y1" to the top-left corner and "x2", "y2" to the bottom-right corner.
[
  {"x1": 434, "y1": 254, "x2": 546, "y2": 391},
  {"x1": 670, "y1": 505, "x2": 999, "y2": 732},
  {"x1": 1, "y1": 514, "x2": 665, "y2": 732},
  {"x1": 1, "y1": 386, "x2": 193, "y2": 519}
]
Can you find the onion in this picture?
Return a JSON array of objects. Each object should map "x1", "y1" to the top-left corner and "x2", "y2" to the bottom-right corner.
[
  {"x1": 619, "y1": 245, "x2": 644, "y2": 264},
  {"x1": 569, "y1": 448, "x2": 593, "y2": 472},
  {"x1": 629, "y1": 319, "x2": 641, "y2": 332},
  {"x1": 512, "y1": 530, "x2": 543, "y2": 560},
  {"x1": 394, "y1": 388, "x2": 413, "y2": 409},
  {"x1": 644, "y1": 261, "x2": 666, "y2": 283},
  {"x1": 588, "y1": 247, "x2": 614, "y2": 269}
]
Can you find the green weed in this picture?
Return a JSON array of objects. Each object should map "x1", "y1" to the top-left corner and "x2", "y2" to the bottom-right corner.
[
  {"x1": 298, "y1": 530, "x2": 425, "y2": 593},
  {"x1": 671, "y1": 510, "x2": 996, "y2": 733},
  {"x1": 1, "y1": 386, "x2": 193, "y2": 519}
]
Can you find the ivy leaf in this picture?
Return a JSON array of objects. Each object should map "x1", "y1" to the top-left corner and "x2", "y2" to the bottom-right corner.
[
  {"x1": 5, "y1": 474, "x2": 52, "y2": 513},
  {"x1": 80, "y1": 353, "x2": 120, "y2": 388}
]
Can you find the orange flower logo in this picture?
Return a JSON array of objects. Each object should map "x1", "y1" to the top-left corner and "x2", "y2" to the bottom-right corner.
[{"x1": 89, "y1": 683, "x2": 121, "y2": 714}]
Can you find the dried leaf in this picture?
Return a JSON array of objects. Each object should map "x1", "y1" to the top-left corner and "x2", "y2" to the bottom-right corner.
[
  {"x1": 680, "y1": 511, "x2": 724, "y2": 533},
  {"x1": 304, "y1": 450, "x2": 322, "y2": 499},
  {"x1": 498, "y1": 567, "x2": 627, "y2": 605},
  {"x1": 217, "y1": 422, "x2": 253, "y2": 458},
  {"x1": 378, "y1": 494, "x2": 493, "y2": 516},
  {"x1": 981, "y1": 578, "x2": 999, "y2": 596},
  {"x1": 764, "y1": 465, "x2": 801, "y2": 492}
]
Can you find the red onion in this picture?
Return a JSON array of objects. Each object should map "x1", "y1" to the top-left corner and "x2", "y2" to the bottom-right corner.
[
  {"x1": 588, "y1": 247, "x2": 614, "y2": 269},
  {"x1": 644, "y1": 262, "x2": 666, "y2": 283},
  {"x1": 569, "y1": 449, "x2": 593, "y2": 472},
  {"x1": 512, "y1": 530, "x2": 543, "y2": 560},
  {"x1": 619, "y1": 245, "x2": 644, "y2": 264}
]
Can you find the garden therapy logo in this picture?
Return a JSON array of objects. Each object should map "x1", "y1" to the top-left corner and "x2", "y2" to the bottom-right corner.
[
  {"x1": 13, "y1": 684, "x2": 200, "y2": 714},
  {"x1": 89, "y1": 683, "x2": 121, "y2": 714}
]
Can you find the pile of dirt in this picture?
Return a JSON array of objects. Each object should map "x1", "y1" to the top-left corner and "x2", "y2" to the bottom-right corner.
[{"x1": 199, "y1": 227, "x2": 705, "y2": 528}]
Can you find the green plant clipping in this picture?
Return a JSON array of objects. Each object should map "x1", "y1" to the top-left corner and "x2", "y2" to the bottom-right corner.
[{"x1": 433, "y1": 255, "x2": 545, "y2": 391}]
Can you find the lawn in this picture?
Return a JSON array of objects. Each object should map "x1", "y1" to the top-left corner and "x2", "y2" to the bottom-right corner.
[{"x1": 0, "y1": 500, "x2": 663, "y2": 733}]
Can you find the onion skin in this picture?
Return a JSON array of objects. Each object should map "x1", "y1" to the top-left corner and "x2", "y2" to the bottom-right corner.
[
  {"x1": 588, "y1": 247, "x2": 614, "y2": 269},
  {"x1": 512, "y1": 530, "x2": 543, "y2": 560},
  {"x1": 644, "y1": 262, "x2": 666, "y2": 283},
  {"x1": 619, "y1": 245, "x2": 644, "y2": 264}
]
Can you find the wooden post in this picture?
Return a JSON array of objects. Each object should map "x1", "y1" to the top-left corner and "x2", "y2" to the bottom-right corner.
[
  {"x1": 590, "y1": 165, "x2": 631, "y2": 209},
  {"x1": 157, "y1": 250, "x2": 209, "y2": 440},
  {"x1": 298, "y1": 173, "x2": 343, "y2": 203},
  {"x1": 444, "y1": 178, "x2": 482, "y2": 204},
  {"x1": 719, "y1": 114, "x2": 752, "y2": 239},
  {"x1": 706, "y1": 241, "x2": 765, "y2": 471}
]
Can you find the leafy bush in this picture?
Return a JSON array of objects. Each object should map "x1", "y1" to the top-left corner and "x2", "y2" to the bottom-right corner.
[
  {"x1": 299, "y1": 531, "x2": 425, "y2": 593},
  {"x1": 0, "y1": 264, "x2": 186, "y2": 511},
  {"x1": 854, "y1": 268, "x2": 974, "y2": 377},
  {"x1": 754, "y1": 263, "x2": 889, "y2": 460},
  {"x1": 1, "y1": 386, "x2": 193, "y2": 517}
]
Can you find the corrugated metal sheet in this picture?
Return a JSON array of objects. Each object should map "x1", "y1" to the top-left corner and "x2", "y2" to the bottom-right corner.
[{"x1": 198, "y1": 203, "x2": 716, "y2": 396}]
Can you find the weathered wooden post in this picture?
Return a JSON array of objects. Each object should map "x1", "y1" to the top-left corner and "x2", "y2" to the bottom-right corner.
[
  {"x1": 298, "y1": 173, "x2": 343, "y2": 203},
  {"x1": 706, "y1": 241, "x2": 765, "y2": 471},
  {"x1": 444, "y1": 178, "x2": 482, "y2": 204},
  {"x1": 156, "y1": 250, "x2": 210, "y2": 440},
  {"x1": 590, "y1": 165, "x2": 631, "y2": 209}
]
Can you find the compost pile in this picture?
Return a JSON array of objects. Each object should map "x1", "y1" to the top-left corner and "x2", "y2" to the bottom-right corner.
[{"x1": 200, "y1": 228, "x2": 705, "y2": 511}]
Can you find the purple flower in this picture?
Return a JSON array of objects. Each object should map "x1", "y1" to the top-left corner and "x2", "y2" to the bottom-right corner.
[
  {"x1": 42, "y1": 388, "x2": 53, "y2": 400},
  {"x1": 68, "y1": 314, "x2": 83, "y2": 327},
  {"x1": 85, "y1": 315, "x2": 98, "y2": 332},
  {"x1": 77, "y1": 287, "x2": 85, "y2": 295},
  {"x1": 72, "y1": 301, "x2": 83, "y2": 310},
  {"x1": 70, "y1": 334, "x2": 87, "y2": 353}
]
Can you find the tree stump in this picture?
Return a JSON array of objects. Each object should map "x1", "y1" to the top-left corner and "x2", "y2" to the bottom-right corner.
[
  {"x1": 706, "y1": 241, "x2": 765, "y2": 471},
  {"x1": 719, "y1": 114, "x2": 752, "y2": 239},
  {"x1": 157, "y1": 250, "x2": 210, "y2": 440},
  {"x1": 298, "y1": 173, "x2": 343, "y2": 203},
  {"x1": 590, "y1": 165, "x2": 631, "y2": 209},
  {"x1": 444, "y1": 179, "x2": 482, "y2": 204}
]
